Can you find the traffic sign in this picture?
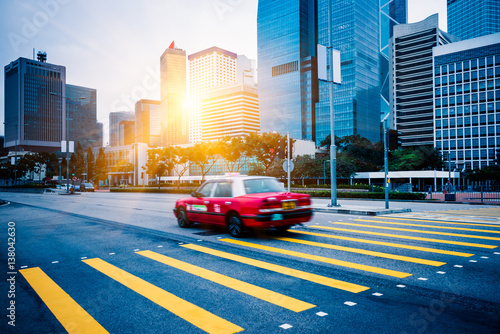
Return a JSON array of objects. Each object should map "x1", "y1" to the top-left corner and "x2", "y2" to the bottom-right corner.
[
  {"x1": 283, "y1": 160, "x2": 294, "y2": 172},
  {"x1": 72, "y1": 176, "x2": 77, "y2": 182}
]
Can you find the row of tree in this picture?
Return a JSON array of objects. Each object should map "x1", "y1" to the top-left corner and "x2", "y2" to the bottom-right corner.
[{"x1": 0, "y1": 143, "x2": 109, "y2": 185}]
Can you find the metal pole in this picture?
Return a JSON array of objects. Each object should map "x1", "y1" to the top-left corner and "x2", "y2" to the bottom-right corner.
[
  {"x1": 287, "y1": 133, "x2": 290, "y2": 192},
  {"x1": 383, "y1": 120, "x2": 389, "y2": 209},
  {"x1": 328, "y1": 0, "x2": 338, "y2": 207}
]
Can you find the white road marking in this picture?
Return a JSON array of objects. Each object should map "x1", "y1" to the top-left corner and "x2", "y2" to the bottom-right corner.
[
  {"x1": 109, "y1": 253, "x2": 115, "y2": 255},
  {"x1": 157, "y1": 245, "x2": 163, "y2": 248},
  {"x1": 20, "y1": 266, "x2": 28, "y2": 269},
  {"x1": 372, "y1": 293, "x2": 383, "y2": 297},
  {"x1": 280, "y1": 324, "x2": 293, "y2": 330},
  {"x1": 454, "y1": 265, "x2": 463, "y2": 268},
  {"x1": 418, "y1": 278, "x2": 428, "y2": 281},
  {"x1": 81, "y1": 257, "x2": 87, "y2": 260},
  {"x1": 134, "y1": 249, "x2": 140, "y2": 252},
  {"x1": 344, "y1": 301, "x2": 357, "y2": 306},
  {"x1": 316, "y1": 312, "x2": 328, "y2": 317},
  {"x1": 52, "y1": 261, "x2": 59, "y2": 264},
  {"x1": 480, "y1": 256, "x2": 489, "y2": 259},
  {"x1": 397, "y1": 285, "x2": 406, "y2": 288},
  {"x1": 437, "y1": 271, "x2": 446, "y2": 274},
  {"x1": 494, "y1": 252, "x2": 500, "y2": 255},
  {"x1": 469, "y1": 260, "x2": 477, "y2": 262}
]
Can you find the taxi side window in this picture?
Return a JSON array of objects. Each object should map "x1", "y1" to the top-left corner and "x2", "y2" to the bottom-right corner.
[
  {"x1": 198, "y1": 182, "x2": 215, "y2": 197},
  {"x1": 214, "y1": 182, "x2": 232, "y2": 197}
]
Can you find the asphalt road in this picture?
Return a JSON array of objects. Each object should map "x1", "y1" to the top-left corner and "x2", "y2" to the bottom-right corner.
[{"x1": 1, "y1": 191, "x2": 500, "y2": 333}]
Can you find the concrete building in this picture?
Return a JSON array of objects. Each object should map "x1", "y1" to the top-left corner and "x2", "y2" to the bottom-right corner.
[
  {"x1": 390, "y1": 14, "x2": 459, "y2": 147},
  {"x1": 200, "y1": 83, "x2": 259, "y2": 141},
  {"x1": 109, "y1": 111, "x2": 134, "y2": 147},
  {"x1": 160, "y1": 43, "x2": 188, "y2": 146},
  {"x1": 104, "y1": 143, "x2": 149, "y2": 186},
  {"x1": 433, "y1": 32, "x2": 500, "y2": 170},
  {"x1": 4, "y1": 57, "x2": 66, "y2": 153},
  {"x1": 135, "y1": 99, "x2": 161, "y2": 147},
  {"x1": 448, "y1": 0, "x2": 500, "y2": 40},
  {"x1": 188, "y1": 46, "x2": 239, "y2": 143}
]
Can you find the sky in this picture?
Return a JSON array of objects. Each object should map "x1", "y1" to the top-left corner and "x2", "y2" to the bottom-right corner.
[{"x1": 0, "y1": 0, "x2": 447, "y2": 143}]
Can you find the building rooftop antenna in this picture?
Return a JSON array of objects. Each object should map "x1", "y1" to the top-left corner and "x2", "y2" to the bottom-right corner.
[{"x1": 36, "y1": 51, "x2": 47, "y2": 62}]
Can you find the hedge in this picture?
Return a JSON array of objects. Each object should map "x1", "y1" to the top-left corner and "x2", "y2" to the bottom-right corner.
[
  {"x1": 111, "y1": 188, "x2": 193, "y2": 194},
  {"x1": 295, "y1": 190, "x2": 426, "y2": 200}
]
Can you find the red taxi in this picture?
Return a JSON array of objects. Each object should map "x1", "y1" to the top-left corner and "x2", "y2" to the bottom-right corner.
[{"x1": 173, "y1": 175, "x2": 313, "y2": 237}]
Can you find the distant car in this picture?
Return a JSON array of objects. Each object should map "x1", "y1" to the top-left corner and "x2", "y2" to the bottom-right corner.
[
  {"x1": 80, "y1": 183, "x2": 94, "y2": 192},
  {"x1": 173, "y1": 175, "x2": 313, "y2": 238}
]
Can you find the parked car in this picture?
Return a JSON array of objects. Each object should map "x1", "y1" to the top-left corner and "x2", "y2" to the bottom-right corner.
[
  {"x1": 80, "y1": 183, "x2": 95, "y2": 192},
  {"x1": 173, "y1": 175, "x2": 313, "y2": 237}
]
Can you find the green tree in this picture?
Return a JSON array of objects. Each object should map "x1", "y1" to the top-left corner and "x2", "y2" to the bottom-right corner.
[
  {"x1": 189, "y1": 142, "x2": 220, "y2": 181},
  {"x1": 217, "y1": 136, "x2": 248, "y2": 173},
  {"x1": 144, "y1": 147, "x2": 175, "y2": 188},
  {"x1": 171, "y1": 146, "x2": 192, "y2": 189},
  {"x1": 94, "y1": 147, "x2": 108, "y2": 185},
  {"x1": 245, "y1": 132, "x2": 285, "y2": 175},
  {"x1": 69, "y1": 142, "x2": 85, "y2": 179},
  {"x1": 86, "y1": 146, "x2": 95, "y2": 182},
  {"x1": 389, "y1": 146, "x2": 443, "y2": 171}
]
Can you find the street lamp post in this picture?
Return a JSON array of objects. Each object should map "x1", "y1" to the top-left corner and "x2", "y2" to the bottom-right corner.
[
  {"x1": 3, "y1": 122, "x2": 19, "y2": 186},
  {"x1": 49, "y1": 92, "x2": 85, "y2": 194}
]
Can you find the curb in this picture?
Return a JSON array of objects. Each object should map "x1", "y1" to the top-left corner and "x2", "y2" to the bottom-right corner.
[{"x1": 312, "y1": 207, "x2": 411, "y2": 216}]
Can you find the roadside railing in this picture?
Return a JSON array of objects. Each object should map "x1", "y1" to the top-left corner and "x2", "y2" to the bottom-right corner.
[{"x1": 426, "y1": 186, "x2": 500, "y2": 203}]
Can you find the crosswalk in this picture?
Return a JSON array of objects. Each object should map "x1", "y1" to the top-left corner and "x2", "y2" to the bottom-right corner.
[{"x1": 20, "y1": 216, "x2": 500, "y2": 333}]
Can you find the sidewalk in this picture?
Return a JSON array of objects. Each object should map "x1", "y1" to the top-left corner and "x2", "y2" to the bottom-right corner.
[{"x1": 311, "y1": 198, "x2": 411, "y2": 216}]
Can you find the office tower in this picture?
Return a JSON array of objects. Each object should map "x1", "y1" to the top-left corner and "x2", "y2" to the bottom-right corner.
[
  {"x1": 236, "y1": 55, "x2": 257, "y2": 86},
  {"x1": 119, "y1": 120, "x2": 135, "y2": 146},
  {"x1": 448, "y1": 0, "x2": 500, "y2": 40},
  {"x1": 135, "y1": 99, "x2": 161, "y2": 147},
  {"x1": 4, "y1": 57, "x2": 66, "y2": 152},
  {"x1": 380, "y1": 0, "x2": 408, "y2": 121},
  {"x1": 160, "y1": 43, "x2": 188, "y2": 146},
  {"x1": 201, "y1": 83, "x2": 259, "y2": 141},
  {"x1": 96, "y1": 122, "x2": 103, "y2": 148},
  {"x1": 390, "y1": 14, "x2": 459, "y2": 147},
  {"x1": 257, "y1": 0, "x2": 317, "y2": 142},
  {"x1": 109, "y1": 111, "x2": 134, "y2": 147},
  {"x1": 66, "y1": 84, "x2": 99, "y2": 151},
  {"x1": 188, "y1": 46, "x2": 238, "y2": 143},
  {"x1": 433, "y1": 33, "x2": 500, "y2": 170}
]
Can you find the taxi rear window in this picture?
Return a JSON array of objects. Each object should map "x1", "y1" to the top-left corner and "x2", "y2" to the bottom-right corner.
[{"x1": 244, "y1": 178, "x2": 284, "y2": 194}]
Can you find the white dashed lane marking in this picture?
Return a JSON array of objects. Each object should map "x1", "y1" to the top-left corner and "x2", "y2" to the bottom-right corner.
[{"x1": 316, "y1": 312, "x2": 328, "y2": 317}]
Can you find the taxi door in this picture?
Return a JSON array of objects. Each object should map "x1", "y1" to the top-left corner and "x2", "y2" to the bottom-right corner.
[
  {"x1": 188, "y1": 182, "x2": 215, "y2": 223},
  {"x1": 210, "y1": 181, "x2": 233, "y2": 226}
]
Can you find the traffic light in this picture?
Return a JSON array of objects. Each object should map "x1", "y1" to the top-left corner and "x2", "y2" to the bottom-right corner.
[
  {"x1": 388, "y1": 129, "x2": 402, "y2": 151},
  {"x1": 278, "y1": 138, "x2": 286, "y2": 159}
]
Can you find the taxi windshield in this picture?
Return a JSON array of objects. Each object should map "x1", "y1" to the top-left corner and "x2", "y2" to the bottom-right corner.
[{"x1": 243, "y1": 178, "x2": 285, "y2": 194}]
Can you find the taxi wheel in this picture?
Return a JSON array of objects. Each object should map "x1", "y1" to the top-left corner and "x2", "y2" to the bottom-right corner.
[
  {"x1": 275, "y1": 225, "x2": 291, "y2": 234},
  {"x1": 177, "y1": 207, "x2": 191, "y2": 228},
  {"x1": 227, "y1": 214, "x2": 245, "y2": 238}
]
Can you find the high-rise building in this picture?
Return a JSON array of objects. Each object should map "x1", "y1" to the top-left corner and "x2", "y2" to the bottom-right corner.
[
  {"x1": 257, "y1": 0, "x2": 317, "y2": 142},
  {"x1": 433, "y1": 32, "x2": 500, "y2": 170},
  {"x1": 160, "y1": 43, "x2": 188, "y2": 146},
  {"x1": 66, "y1": 84, "x2": 100, "y2": 151},
  {"x1": 201, "y1": 83, "x2": 259, "y2": 141},
  {"x1": 188, "y1": 46, "x2": 238, "y2": 143},
  {"x1": 135, "y1": 99, "x2": 161, "y2": 147},
  {"x1": 258, "y1": 0, "x2": 407, "y2": 144},
  {"x1": 379, "y1": 0, "x2": 408, "y2": 123},
  {"x1": 390, "y1": 14, "x2": 459, "y2": 147},
  {"x1": 119, "y1": 120, "x2": 135, "y2": 146},
  {"x1": 109, "y1": 111, "x2": 134, "y2": 147},
  {"x1": 447, "y1": 0, "x2": 500, "y2": 40},
  {"x1": 4, "y1": 57, "x2": 66, "y2": 152}
]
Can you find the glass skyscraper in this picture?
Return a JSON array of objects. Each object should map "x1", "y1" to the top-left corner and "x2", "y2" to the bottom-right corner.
[
  {"x1": 66, "y1": 84, "x2": 100, "y2": 151},
  {"x1": 433, "y1": 33, "x2": 500, "y2": 170},
  {"x1": 258, "y1": 0, "x2": 407, "y2": 145},
  {"x1": 257, "y1": 0, "x2": 317, "y2": 141},
  {"x1": 448, "y1": 0, "x2": 500, "y2": 40},
  {"x1": 4, "y1": 57, "x2": 66, "y2": 152}
]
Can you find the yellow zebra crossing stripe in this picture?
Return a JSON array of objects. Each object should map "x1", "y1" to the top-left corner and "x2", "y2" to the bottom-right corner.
[
  {"x1": 83, "y1": 258, "x2": 243, "y2": 334},
  {"x1": 273, "y1": 237, "x2": 446, "y2": 266},
  {"x1": 355, "y1": 219, "x2": 500, "y2": 234},
  {"x1": 378, "y1": 216, "x2": 500, "y2": 228},
  {"x1": 289, "y1": 230, "x2": 474, "y2": 257},
  {"x1": 311, "y1": 226, "x2": 497, "y2": 248},
  {"x1": 329, "y1": 222, "x2": 500, "y2": 241},
  {"x1": 181, "y1": 243, "x2": 369, "y2": 293},
  {"x1": 220, "y1": 239, "x2": 411, "y2": 278},
  {"x1": 20, "y1": 267, "x2": 108, "y2": 334},
  {"x1": 137, "y1": 250, "x2": 315, "y2": 312}
]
